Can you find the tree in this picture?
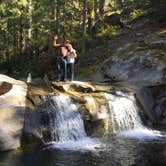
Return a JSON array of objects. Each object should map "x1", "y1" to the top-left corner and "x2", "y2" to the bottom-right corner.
[
  {"x1": 99, "y1": 0, "x2": 105, "y2": 18},
  {"x1": 28, "y1": 0, "x2": 33, "y2": 43},
  {"x1": 83, "y1": 0, "x2": 87, "y2": 35}
]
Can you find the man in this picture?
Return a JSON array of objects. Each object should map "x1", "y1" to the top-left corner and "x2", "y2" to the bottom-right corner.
[{"x1": 53, "y1": 34, "x2": 68, "y2": 81}]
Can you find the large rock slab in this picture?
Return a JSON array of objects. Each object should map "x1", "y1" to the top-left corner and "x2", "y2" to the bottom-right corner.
[
  {"x1": 92, "y1": 54, "x2": 165, "y2": 85},
  {"x1": 90, "y1": 27, "x2": 166, "y2": 86},
  {"x1": 0, "y1": 74, "x2": 27, "y2": 151}
]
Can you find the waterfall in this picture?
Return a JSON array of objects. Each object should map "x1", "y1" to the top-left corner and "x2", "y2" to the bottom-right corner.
[
  {"x1": 42, "y1": 95, "x2": 86, "y2": 142},
  {"x1": 41, "y1": 91, "x2": 164, "y2": 145},
  {"x1": 104, "y1": 91, "x2": 165, "y2": 139},
  {"x1": 104, "y1": 91, "x2": 143, "y2": 132},
  {"x1": 42, "y1": 94, "x2": 101, "y2": 151}
]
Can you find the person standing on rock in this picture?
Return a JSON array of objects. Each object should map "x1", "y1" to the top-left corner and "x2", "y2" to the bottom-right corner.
[
  {"x1": 64, "y1": 40, "x2": 77, "y2": 81},
  {"x1": 53, "y1": 34, "x2": 68, "y2": 81}
]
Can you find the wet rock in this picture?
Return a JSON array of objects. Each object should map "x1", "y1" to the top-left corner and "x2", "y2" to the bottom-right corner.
[
  {"x1": 136, "y1": 87, "x2": 156, "y2": 124},
  {"x1": 81, "y1": 94, "x2": 109, "y2": 136},
  {"x1": 84, "y1": 118, "x2": 109, "y2": 137},
  {"x1": 136, "y1": 85, "x2": 166, "y2": 125}
]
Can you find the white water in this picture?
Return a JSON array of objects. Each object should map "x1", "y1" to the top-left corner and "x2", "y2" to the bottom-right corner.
[
  {"x1": 117, "y1": 128, "x2": 166, "y2": 140},
  {"x1": 104, "y1": 91, "x2": 166, "y2": 140},
  {"x1": 104, "y1": 92, "x2": 142, "y2": 132},
  {"x1": 42, "y1": 95, "x2": 101, "y2": 150},
  {"x1": 42, "y1": 95, "x2": 86, "y2": 141},
  {"x1": 42, "y1": 91, "x2": 165, "y2": 151},
  {"x1": 45, "y1": 138, "x2": 102, "y2": 152}
]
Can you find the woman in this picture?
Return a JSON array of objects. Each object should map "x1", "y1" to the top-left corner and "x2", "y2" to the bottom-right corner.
[{"x1": 65, "y1": 41, "x2": 77, "y2": 81}]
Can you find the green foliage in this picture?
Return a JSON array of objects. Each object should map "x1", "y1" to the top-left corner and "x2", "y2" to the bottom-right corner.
[
  {"x1": 0, "y1": 0, "x2": 166, "y2": 78},
  {"x1": 78, "y1": 66, "x2": 94, "y2": 77},
  {"x1": 164, "y1": 74, "x2": 166, "y2": 80},
  {"x1": 123, "y1": 0, "x2": 166, "y2": 21},
  {"x1": 96, "y1": 24, "x2": 118, "y2": 37},
  {"x1": 130, "y1": 9, "x2": 144, "y2": 20}
]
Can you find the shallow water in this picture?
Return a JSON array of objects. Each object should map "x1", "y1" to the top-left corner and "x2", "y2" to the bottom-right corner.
[{"x1": 0, "y1": 134, "x2": 166, "y2": 166}]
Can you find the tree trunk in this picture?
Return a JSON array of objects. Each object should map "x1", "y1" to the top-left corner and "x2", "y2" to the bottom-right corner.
[
  {"x1": 82, "y1": 0, "x2": 87, "y2": 35},
  {"x1": 91, "y1": 0, "x2": 95, "y2": 26},
  {"x1": 19, "y1": 15, "x2": 26, "y2": 67},
  {"x1": 28, "y1": 0, "x2": 33, "y2": 42},
  {"x1": 54, "y1": 0, "x2": 60, "y2": 33},
  {"x1": 88, "y1": 0, "x2": 95, "y2": 35},
  {"x1": 62, "y1": 1, "x2": 67, "y2": 41},
  {"x1": 27, "y1": 0, "x2": 33, "y2": 62},
  {"x1": 19, "y1": 18, "x2": 25, "y2": 55},
  {"x1": 94, "y1": 0, "x2": 99, "y2": 20},
  {"x1": 4, "y1": 32, "x2": 10, "y2": 62},
  {"x1": 99, "y1": 0, "x2": 105, "y2": 18}
]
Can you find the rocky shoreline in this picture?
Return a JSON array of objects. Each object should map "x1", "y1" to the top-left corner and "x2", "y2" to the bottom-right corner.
[{"x1": 0, "y1": 74, "x2": 166, "y2": 151}]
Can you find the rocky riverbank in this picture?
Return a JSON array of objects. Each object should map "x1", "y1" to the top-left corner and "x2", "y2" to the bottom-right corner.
[{"x1": 0, "y1": 74, "x2": 166, "y2": 152}]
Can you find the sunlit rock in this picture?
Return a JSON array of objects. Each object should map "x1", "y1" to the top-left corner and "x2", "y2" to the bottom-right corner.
[
  {"x1": 52, "y1": 81, "x2": 95, "y2": 93},
  {"x1": 91, "y1": 29, "x2": 166, "y2": 85},
  {"x1": 0, "y1": 74, "x2": 27, "y2": 151},
  {"x1": 92, "y1": 54, "x2": 165, "y2": 84}
]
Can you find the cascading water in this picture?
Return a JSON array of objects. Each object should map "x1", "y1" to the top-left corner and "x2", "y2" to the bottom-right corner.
[
  {"x1": 42, "y1": 95, "x2": 101, "y2": 151},
  {"x1": 104, "y1": 91, "x2": 165, "y2": 139},
  {"x1": 104, "y1": 91, "x2": 142, "y2": 132},
  {"x1": 42, "y1": 95, "x2": 86, "y2": 142},
  {"x1": 41, "y1": 90, "x2": 165, "y2": 149}
]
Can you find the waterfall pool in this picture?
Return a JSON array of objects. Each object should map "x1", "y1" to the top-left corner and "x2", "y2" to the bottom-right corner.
[
  {"x1": 1, "y1": 92, "x2": 166, "y2": 165},
  {"x1": 0, "y1": 134, "x2": 166, "y2": 166}
]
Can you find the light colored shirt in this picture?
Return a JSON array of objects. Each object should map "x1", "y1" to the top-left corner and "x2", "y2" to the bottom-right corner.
[{"x1": 67, "y1": 50, "x2": 77, "y2": 63}]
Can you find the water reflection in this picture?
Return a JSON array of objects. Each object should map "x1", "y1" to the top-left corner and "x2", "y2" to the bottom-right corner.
[{"x1": 0, "y1": 136, "x2": 166, "y2": 166}]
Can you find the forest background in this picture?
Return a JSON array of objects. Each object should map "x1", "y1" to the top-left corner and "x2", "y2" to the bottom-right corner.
[{"x1": 0, "y1": 0, "x2": 166, "y2": 79}]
